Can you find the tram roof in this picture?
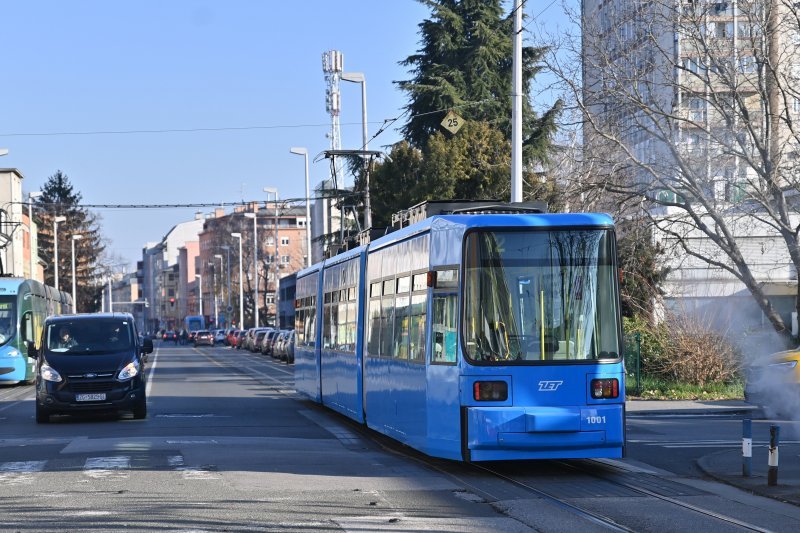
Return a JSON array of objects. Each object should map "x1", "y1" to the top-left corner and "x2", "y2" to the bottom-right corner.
[{"x1": 296, "y1": 212, "x2": 614, "y2": 278}]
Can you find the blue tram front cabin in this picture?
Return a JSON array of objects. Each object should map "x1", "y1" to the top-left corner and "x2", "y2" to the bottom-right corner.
[{"x1": 294, "y1": 203, "x2": 625, "y2": 461}]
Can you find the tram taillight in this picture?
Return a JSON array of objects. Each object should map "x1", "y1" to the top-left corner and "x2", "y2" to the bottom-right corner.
[
  {"x1": 473, "y1": 381, "x2": 508, "y2": 401},
  {"x1": 590, "y1": 378, "x2": 619, "y2": 399}
]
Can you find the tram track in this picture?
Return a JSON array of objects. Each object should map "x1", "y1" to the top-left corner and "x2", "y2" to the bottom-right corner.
[
  {"x1": 0, "y1": 383, "x2": 34, "y2": 412},
  {"x1": 202, "y1": 345, "x2": 775, "y2": 531},
  {"x1": 469, "y1": 459, "x2": 771, "y2": 532}
]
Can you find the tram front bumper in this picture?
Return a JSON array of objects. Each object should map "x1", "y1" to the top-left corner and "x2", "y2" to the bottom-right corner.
[{"x1": 466, "y1": 404, "x2": 624, "y2": 451}]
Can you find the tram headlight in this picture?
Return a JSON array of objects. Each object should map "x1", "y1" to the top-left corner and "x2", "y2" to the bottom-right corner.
[
  {"x1": 591, "y1": 378, "x2": 619, "y2": 399},
  {"x1": 40, "y1": 364, "x2": 62, "y2": 383},
  {"x1": 473, "y1": 381, "x2": 508, "y2": 401}
]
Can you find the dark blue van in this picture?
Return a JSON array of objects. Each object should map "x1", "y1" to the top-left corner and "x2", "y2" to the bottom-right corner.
[{"x1": 29, "y1": 313, "x2": 153, "y2": 423}]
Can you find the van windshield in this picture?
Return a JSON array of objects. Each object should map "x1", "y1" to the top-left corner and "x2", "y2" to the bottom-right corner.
[{"x1": 46, "y1": 319, "x2": 134, "y2": 354}]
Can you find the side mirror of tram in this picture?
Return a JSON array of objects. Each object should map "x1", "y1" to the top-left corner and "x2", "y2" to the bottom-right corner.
[{"x1": 26, "y1": 340, "x2": 38, "y2": 358}]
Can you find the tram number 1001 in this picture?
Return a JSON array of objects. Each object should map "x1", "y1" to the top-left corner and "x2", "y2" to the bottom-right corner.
[{"x1": 586, "y1": 416, "x2": 607, "y2": 424}]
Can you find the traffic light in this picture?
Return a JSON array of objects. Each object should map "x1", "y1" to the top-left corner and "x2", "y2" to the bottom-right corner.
[{"x1": 169, "y1": 297, "x2": 175, "y2": 307}]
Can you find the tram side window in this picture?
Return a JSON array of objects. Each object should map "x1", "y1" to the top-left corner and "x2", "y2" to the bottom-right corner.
[
  {"x1": 432, "y1": 294, "x2": 457, "y2": 364},
  {"x1": 393, "y1": 294, "x2": 410, "y2": 359},
  {"x1": 367, "y1": 296, "x2": 381, "y2": 356},
  {"x1": 306, "y1": 297, "x2": 317, "y2": 346},
  {"x1": 409, "y1": 293, "x2": 427, "y2": 363}
]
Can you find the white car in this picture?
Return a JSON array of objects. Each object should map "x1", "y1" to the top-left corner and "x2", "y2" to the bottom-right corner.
[{"x1": 213, "y1": 329, "x2": 227, "y2": 344}]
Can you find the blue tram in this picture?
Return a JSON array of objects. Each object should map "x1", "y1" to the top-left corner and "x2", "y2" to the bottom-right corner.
[
  {"x1": 0, "y1": 278, "x2": 73, "y2": 384},
  {"x1": 294, "y1": 208, "x2": 625, "y2": 461}
]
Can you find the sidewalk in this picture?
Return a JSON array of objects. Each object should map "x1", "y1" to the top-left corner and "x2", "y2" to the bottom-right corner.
[{"x1": 627, "y1": 399, "x2": 800, "y2": 506}]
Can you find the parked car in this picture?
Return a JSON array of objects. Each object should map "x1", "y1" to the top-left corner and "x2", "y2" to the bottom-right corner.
[
  {"x1": 285, "y1": 330, "x2": 295, "y2": 364},
  {"x1": 213, "y1": 329, "x2": 226, "y2": 344},
  {"x1": 234, "y1": 330, "x2": 248, "y2": 349},
  {"x1": 225, "y1": 329, "x2": 239, "y2": 347},
  {"x1": 162, "y1": 330, "x2": 178, "y2": 343},
  {"x1": 31, "y1": 313, "x2": 153, "y2": 422},
  {"x1": 274, "y1": 330, "x2": 290, "y2": 360},
  {"x1": 261, "y1": 330, "x2": 280, "y2": 356},
  {"x1": 252, "y1": 329, "x2": 270, "y2": 352}
]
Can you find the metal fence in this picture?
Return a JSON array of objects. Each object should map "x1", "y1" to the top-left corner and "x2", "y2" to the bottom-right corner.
[{"x1": 624, "y1": 332, "x2": 641, "y2": 395}]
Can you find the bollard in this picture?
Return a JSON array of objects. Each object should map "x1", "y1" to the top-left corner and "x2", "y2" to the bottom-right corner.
[
  {"x1": 768, "y1": 424, "x2": 780, "y2": 486},
  {"x1": 742, "y1": 419, "x2": 752, "y2": 477}
]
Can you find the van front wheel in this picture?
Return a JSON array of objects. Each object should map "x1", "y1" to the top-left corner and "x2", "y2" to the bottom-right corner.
[
  {"x1": 132, "y1": 397, "x2": 147, "y2": 420},
  {"x1": 35, "y1": 403, "x2": 50, "y2": 424}
]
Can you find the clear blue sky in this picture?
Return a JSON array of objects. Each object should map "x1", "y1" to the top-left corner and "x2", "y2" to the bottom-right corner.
[{"x1": 1, "y1": 0, "x2": 571, "y2": 271}]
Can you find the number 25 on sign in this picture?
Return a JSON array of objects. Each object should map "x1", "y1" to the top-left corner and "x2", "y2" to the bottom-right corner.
[{"x1": 441, "y1": 111, "x2": 463, "y2": 134}]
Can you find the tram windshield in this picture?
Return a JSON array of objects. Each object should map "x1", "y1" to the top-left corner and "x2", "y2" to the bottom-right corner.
[
  {"x1": 463, "y1": 229, "x2": 620, "y2": 364},
  {"x1": 0, "y1": 296, "x2": 16, "y2": 346}
]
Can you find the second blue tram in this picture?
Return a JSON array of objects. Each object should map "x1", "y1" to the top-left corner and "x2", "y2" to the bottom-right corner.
[
  {"x1": 294, "y1": 210, "x2": 625, "y2": 461},
  {"x1": 0, "y1": 278, "x2": 73, "y2": 384}
]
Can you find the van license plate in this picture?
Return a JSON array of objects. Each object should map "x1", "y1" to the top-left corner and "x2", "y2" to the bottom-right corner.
[{"x1": 76, "y1": 393, "x2": 106, "y2": 402}]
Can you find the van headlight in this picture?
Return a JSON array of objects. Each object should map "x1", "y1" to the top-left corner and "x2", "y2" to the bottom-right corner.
[
  {"x1": 769, "y1": 360, "x2": 798, "y2": 369},
  {"x1": 40, "y1": 364, "x2": 62, "y2": 382},
  {"x1": 117, "y1": 360, "x2": 140, "y2": 381}
]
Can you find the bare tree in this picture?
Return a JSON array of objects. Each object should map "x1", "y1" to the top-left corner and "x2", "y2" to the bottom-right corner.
[{"x1": 539, "y1": 0, "x2": 800, "y2": 336}]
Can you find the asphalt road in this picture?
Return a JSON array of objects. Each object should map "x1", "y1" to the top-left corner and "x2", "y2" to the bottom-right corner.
[{"x1": 1, "y1": 343, "x2": 799, "y2": 532}]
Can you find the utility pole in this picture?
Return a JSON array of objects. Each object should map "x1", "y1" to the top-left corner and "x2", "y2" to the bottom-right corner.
[{"x1": 511, "y1": 0, "x2": 523, "y2": 202}]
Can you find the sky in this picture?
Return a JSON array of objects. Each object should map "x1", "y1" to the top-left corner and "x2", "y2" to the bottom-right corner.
[{"x1": 1, "y1": 0, "x2": 574, "y2": 271}]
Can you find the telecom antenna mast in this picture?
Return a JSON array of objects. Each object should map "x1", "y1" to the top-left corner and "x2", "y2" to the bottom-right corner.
[{"x1": 322, "y1": 50, "x2": 343, "y2": 184}]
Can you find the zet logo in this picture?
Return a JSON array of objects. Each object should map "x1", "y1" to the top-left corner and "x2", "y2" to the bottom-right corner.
[{"x1": 538, "y1": 380, "x2": 563, "y2": 391}]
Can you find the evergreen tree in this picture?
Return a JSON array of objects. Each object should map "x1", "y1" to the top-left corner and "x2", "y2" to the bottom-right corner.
[
  {"x1": 397, "y1": 0, "x2": 560, "y2": 158},
  {"x1": 34, "y1": 170, "x2": 105, "y2": 312},
  {"x1": 367, "y1": 0, "x2": 562, "y2": 223},
  {"x1": 617, "y1": 224, "x2": 670, "y2": 321}
]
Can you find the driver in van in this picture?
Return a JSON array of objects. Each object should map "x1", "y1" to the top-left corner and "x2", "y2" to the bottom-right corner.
[{"x1": 58, "y1": 326, "x2": 78, "y2": 349}]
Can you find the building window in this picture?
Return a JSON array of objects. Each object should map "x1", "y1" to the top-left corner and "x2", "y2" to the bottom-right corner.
[
  {"x1": 266, "y1": 236, "x2": 274, "y2": 246},
  {"x1": 266, "y1": 294, "x2": 275, "y2": 304},
  {"x1": 281, "y1": 237, "x2": 289, "y2": 246},
  {"x1": 281, "y1": 255, "x2": 290, "y2": 264}
]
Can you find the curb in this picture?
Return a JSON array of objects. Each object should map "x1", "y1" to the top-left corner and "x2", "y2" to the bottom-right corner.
[{"x1": 696, "y1": 450, "x2": 800, "y2": 507}]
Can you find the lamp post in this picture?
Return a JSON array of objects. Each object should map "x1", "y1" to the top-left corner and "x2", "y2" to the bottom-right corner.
[
  {"x1": 220, "y1": 246, "x2": 231, "y2": 310},
  {"x1": 263, "y1": 188, "x2": 279, "y2": 326},
  {"x1": 53, "y1": 216, "x2": 66, "y2": 292},
  {"x1": 290, "y1": 147, "x2": 312, "y2": 267},
  {"x1": 231, "y1": 232, "x2": 244, "y2": 328},
  {"x1": 214, "y1": 254, "x2": 224, "y2": 327},
  {"x1": 195, "y1": 274, "x2": 203, "y2": 317},
  {"x1": 341, "y1": 71, "x2": 371, "y2": 230},
  {"x1": 244, "y1": 212, "x2": 259, "y2": 328},
  {"x1": 71, "y1": 234, "x2": 83, "y2": 312},
  {"x1": 28, "y1": 191, "x2": 42, "y2": 280}
]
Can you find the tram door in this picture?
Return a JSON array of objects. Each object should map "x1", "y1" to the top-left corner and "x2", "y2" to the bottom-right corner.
[{"x1": 426, "y1": 291, "x2": 461, "y2": 459}]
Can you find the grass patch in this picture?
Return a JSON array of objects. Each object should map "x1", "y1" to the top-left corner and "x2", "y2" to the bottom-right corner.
[{"x1": 626, "y1": 377, "x2": 744, "y2": 400}]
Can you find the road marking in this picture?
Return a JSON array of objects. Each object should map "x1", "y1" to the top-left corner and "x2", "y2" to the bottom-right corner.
[
  {"x1": 84, "y1": 456, "x2": 130, "y2": 479},
  {"x1": 168, "y1": 455, "x2": 219, "y2": 480},
  {"x1": 0, "y1": 460, "x2": 46, "y2": 484},
  {"x1": 145, "y1": 344, "x2": 160, "y2": 398}
]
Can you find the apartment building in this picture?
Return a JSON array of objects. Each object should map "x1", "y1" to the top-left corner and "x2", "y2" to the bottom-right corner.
[{"x1": 582, "y1": 0, "x2": 800, "y2": 329}]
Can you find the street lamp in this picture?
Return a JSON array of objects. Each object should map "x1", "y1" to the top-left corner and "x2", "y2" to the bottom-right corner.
[
  {"x1": 244, "y1": 211, "x2": 259, "y2": 328},
  {"x1": 71, "y1": 234, "x2": 83, "y2": 312},
  {"x1": 53, "y1": 216, "x2": 67, "y2": 292},
  {"x1": 220, "y1": 246, "x2": 231, "y2": 310},
  {"x1": 214, "y1": 254, "x2": 224, "y2": 327},
  {"x1": 341, "y1": 71, "x2": 371, "y2": 230},
  {"x1": 263, "y1": 187, "x2": 279, "y2": 326},
  {"x1": 231, "y1": 232, "x2": 244, "y2": 328},
  {"x1": 195, "y1": 274, "x2": 203, "y2": 317},
  {"x1": 290, "y1": 147, "x2": 312, "y2": 267},
  {"x1": 28, "y1": 191, "x2": 42, "y2": 280}
]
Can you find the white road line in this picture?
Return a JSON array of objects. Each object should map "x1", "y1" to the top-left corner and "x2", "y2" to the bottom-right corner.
[
  {"x1": 84, "y1": 456, "x2": 130, "y2": 479},
  {"x1": 0, "y1": 460, "x2": 46, "y2": 485},
  {"x1": 145, "y1": 344, "x2": 160, "y2": 398}
]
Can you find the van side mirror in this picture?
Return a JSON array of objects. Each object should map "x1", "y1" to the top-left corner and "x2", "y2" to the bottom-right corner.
[
  {"x1": 143, "y1": 338, "x2": 154, "y2": 354},
  {"x1": 26, "y1": 340, "x2": 38, "y2": 358}
]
